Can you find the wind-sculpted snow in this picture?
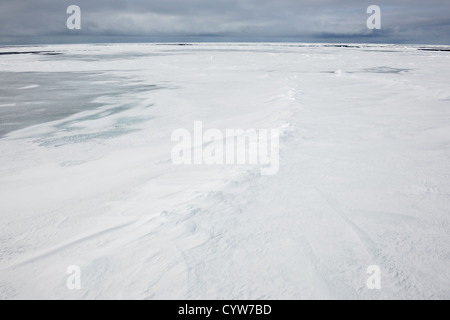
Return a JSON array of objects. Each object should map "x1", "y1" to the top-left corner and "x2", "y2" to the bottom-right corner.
[{"x1": 0, "y1": 43, "x2": 449, "y2": 299}]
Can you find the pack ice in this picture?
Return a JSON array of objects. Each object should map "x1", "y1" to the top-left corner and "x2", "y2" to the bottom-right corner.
[{"x1": 0, "y1": 43, "x2": 449, "y2": 299}]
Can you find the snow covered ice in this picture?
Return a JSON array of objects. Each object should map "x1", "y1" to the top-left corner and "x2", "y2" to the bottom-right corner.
[{"x1": 0, "y1": 43, "x2": 449, "y2": 299}]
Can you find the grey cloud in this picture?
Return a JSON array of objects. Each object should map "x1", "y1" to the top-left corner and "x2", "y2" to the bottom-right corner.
[{"x1": 0, "y1": 0, "x2": 449, "y2": 44}]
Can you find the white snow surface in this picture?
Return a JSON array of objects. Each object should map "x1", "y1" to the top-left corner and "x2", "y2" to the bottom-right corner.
[{"x1": 0, "y1": 43, "x2": 450, "y2": 299}]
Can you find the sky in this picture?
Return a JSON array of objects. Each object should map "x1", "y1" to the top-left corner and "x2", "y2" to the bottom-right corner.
[{"x1": 0, "y1": 0, "x2": 449, "y2": 45}]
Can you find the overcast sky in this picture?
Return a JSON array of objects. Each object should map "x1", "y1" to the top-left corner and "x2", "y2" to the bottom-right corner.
[{"x1": 1, "y1": 0, "x2": 449, "y2": 45}]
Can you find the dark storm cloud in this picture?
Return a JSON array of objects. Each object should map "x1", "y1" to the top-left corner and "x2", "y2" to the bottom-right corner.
[{"x1": 0, "y1": 0, "x2": 449, "y2": 44}]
